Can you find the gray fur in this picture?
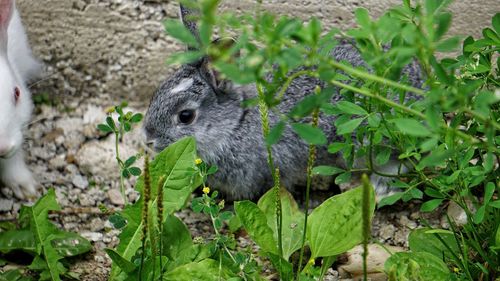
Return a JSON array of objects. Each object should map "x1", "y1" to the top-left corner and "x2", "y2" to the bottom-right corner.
[{"x1": 144, "y1": 4, "x2": 423, "y2": 201}]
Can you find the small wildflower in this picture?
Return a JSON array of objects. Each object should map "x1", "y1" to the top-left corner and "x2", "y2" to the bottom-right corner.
[
  {"x1": 105, "y1": 106, "x2": 115, "y2": 114},
  {"x1": 453, "y1": 267, "x2": 460, "y2": 273},
  {"x1": 193, "y1": 236, "x2": 205, "y2": 244},
  {"x1": 203, "y1": 186, "x2": 210, "y2": 194},
  {"x1": 218, "y1": 199, "x2": 225, "y2": 209},
  {"x1": 195, "y1": 158, "x2": 203, "y2": 165},
  {"x1": 308, "y1": 258, "x2": 315, "y2": 266}
]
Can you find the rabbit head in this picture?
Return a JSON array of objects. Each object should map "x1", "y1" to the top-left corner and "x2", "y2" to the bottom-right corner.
[
  {"x1": 0, "y1": 0, "x2": 32, "y2": 159},
  {"x1": 144, "y1": 3, "x2": 252, "y2": 160}
]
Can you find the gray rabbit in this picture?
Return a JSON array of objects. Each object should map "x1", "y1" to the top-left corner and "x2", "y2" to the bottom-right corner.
[{"x1": 143, "y1": 3, "x2": 423, "y2": 201}]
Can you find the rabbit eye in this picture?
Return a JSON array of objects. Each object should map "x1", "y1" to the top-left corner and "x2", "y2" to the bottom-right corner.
[
  {"x1": 178, "y1": 109, "x2": 196, "y2": 124},
  {"x1": 14, "y1": 87, "x2": 20, "y2": 103}
]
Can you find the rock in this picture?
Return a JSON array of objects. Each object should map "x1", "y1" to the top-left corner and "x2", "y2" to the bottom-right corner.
[
  {"x1": 49, "y1": 154, "x2": 67, "y2": 170},
  {"x1": 0, "y1": 199, "x2": 13, "y2": 212},
  {"x1": 338, "y1": 244, "x2": 404, "y2": 281},
  {"x1": 89, "y1": 218, "x2": 105, "y2": 232},
  {"x1": 74, "y1": 124, "x2": 143, "y2": 179},
  {"x1": 108, "y1": 189, "x2": 125, "y2": 206},
  {"x1": 81, "y1": 231, "x2": 104, "y2": 242},
  {"x1": 446, "y1": 201, "x2": 473, "y2": 227},
  {"x1": 399, "y1": 215, "x2": 417, "y2": 229},
  {"x1": 379, "y1": 224, "x2": 396, "y2": 241},
  {"x1": 72, "y1": 174, "x2": 89, "y2": 189}
]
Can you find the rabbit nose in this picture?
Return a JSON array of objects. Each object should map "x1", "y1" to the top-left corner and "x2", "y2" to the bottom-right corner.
[{"x1": 0, "y1": 140, "x2": 15, "y2": 158}]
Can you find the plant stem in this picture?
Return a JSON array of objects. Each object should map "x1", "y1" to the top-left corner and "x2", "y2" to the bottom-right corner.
[
  {"x1": 257, "y1": 83, "x2": 284, "y2": 260},
  {"x1": 327, "y1": 60, "x2": 426, "y2": 96},
  {"x1": 297, "y1": 101, "x2": 320, "y2": 278},
  {"x1": 361, "y1": 174, "x2": 372, "y2": 281},
  {"x1": 115, "y1": 130, "x2": 128, "y2": 205},
  {"x1": 328, "y1": 79, "x2": 487, "y2": 148}
]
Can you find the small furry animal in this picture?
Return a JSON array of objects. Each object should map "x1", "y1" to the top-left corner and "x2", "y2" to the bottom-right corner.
[
  {"x1": 0, "y1": 0, "x2": 40, "y2": 199},
  {"x1": 144, "y1": 3, "x2": 423, "y2": 201}
]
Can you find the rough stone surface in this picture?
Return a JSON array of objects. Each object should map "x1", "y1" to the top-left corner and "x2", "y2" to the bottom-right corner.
[{"x1": 17, "y1": 0, "x2": 498, "y2": 102}]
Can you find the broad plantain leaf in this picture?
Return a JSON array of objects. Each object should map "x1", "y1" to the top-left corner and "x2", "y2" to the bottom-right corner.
[
  {"x1": 257, "y1": 188, "x2": 304, "y2": 260},
  {"x1": 307, "y1": 186, "x2": 375, "y2": 258},
  {"x1": 235, "y1": 201, "x2": 278, "y2": 255}
]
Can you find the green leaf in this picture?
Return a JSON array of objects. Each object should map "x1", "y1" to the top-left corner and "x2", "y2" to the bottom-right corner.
[
  {"x1": 336, "y1": 101, "x2": 368, "y2": 115},
  {"x1": 130, "y1": 113, "x2": 143, "y2": 123},
  {"x1": 474, "y1": 205, "x2": 486, "y2": 224},
  {"x1": 393, "y1": 118, "x2": 431, "y2": 137},
  {"x1": 436, "y1": 37, "x2": 460, "y2": 52},
  {"x1": 128, "y1": 167, "x2": 142, "y2": 176},
  {"x1": 334, "y1": 172, "x2": 351, "y2": 185},
  {"x1": 0, "y1": 230, "x2": 36, "y2": 255},
  {"x1": 164, "y1": 19, "x2": 199, "y2": 48},
  {"x1": 375, "y1": 147, "x2": 391, "y2": 166},
  {"x1": 378, "y1": 192, "x2": 404, "y2": 208},
  {"x1": 420, "y1": 199, "x2": 444, "y2": 212},
  {"x1": 307, "y1": 186, "x2": 375, "y2": 258},
  {"x1": 355, "y1": 8, "x2": 371, "y2": 29},
  {"x1": 235, "y1": 201, "x2": 278, "y2": 255},
  {"x1": 266, "y1": 121, "x2": 286, "y2": 146},
  {"x1": 291, "y1": 123, "x2": 327, "y2": 145},
  {"x1": 110, "y1": 137, "x2": 201, "y2": 280},
  {"x1": 493, "y1": 13, "x2": 500, "y2": 35},
  {"x1": 312, "y1": 166, "x2": 344, "y2": 176},
  {"x1": 162, "y1": 215, "x2": 194, "y2": 267},
  {"x1": 328, "y1": 142, "x2": 347, "y2": 154},
  {"x1": 167, "y1": 51, "x2": 204, "y2": 65},
  {"x1": 105, "y1": 249, "x2": 136, "y2": 273},
  {"x1": 267, "y1": 253, "x2": 294, "y2": 281},
  {"x1": 97, "y1": 124, "x2": 113, "y2": 133},
  {"x1": 109, "y1": 214, "x2": 126, "y2": 229},
  {"x1": 51, "y1": 232, "x2": 92, "y2": 257},
  {"x1": 337, "y1": 118, "x2": 364, "y2": 135},
  {"x1": 19, "y1": 189, "x2": 66, "y2": 281},
  {"x1": 409, "y1": 228, "x2": 459, "y2": 260},
  {"x1": 164, "y1": 259, "x2": 235, "y2": 281},
  {"x1": 385, "y1": 252, "x2": 451, "y2": 280},
  {"x1": 106, "y1": 116, "x2": 116, "y2": 131},
  {"x1": 257, "y1": 188, "x2": 304, "y2": 260},
  {"x1": 124, "y1": 156, "x2": 136, "y2": 168},
  {"x1": 484, "y1": 182, "x2": 495, "y2": 204}
]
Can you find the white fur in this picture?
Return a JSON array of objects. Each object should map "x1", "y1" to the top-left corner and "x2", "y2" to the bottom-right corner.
[
  {"x1": 0, "y1": 1, "x2": 40, "y2": 199},
  {"x1": 170, "y1": 78, "x2": 194, "y2": 94}
]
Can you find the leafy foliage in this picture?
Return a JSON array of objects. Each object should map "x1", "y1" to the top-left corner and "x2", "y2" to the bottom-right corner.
[
  {"x1": 104, "y1": 0, "x2": 499, "y2": 280},
  {"x1": 0, "y1": 189, "x2": 91, "y2": 280}
]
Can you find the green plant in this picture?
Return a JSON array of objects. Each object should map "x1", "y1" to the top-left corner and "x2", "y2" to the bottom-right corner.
[
  {"x1": 106, "y1": 0, "x2": 498, "y2": 280},
  {"x1": 0, "y1": 189, "x2": 92, "y2": 280},
  {"x1": 97, "y1": 102, "x2": 144, "y2": 204}
]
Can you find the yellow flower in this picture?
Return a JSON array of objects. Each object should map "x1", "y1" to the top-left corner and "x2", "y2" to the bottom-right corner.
[
  {"x1": 308, "y1": 258, "x2": 315, "y2": 266},
  {"x1": 202, "y1": 186, "x2": 210, "y2": 194},
  {"x1": 105, "y1": 106, "x2": 116, "y2": 114},
  {"x1": 195, "y1": 158, "x2": 203, "y2": 165}
]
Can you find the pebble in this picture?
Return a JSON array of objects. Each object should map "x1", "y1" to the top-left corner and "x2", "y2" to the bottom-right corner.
[
  {"x1": 72, "y1": 174, "x2": 89, "y2": 189},
  {"x1": 108, "y1": 189, "x2": 125, "y2": 206},
  {"x1": 378, "y1": 224, "x2": 396, "y2": 241},
  {"x1": 0, "y1": 199, "x2": 13, "y2": 212},
  {"x1": 81, "y1": 231, "x2": 104, "y2": 242}
]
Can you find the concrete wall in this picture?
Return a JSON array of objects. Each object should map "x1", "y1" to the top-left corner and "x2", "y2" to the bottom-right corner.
[{"x1": 17, "y1": 0, "x2": 498, "y2": 102}]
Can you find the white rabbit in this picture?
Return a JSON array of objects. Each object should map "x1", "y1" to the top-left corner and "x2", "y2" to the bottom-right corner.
[{"x1": 0, "y1": 0, "x2": 40, "y2": 199}]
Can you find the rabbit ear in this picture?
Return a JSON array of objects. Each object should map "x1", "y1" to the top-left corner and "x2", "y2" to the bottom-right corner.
[
  {"x1": 179, "y1": 1, "x2": 200, "y2": 50},
  {"x1": 201, "y1": 37, "x2": 239, "y2": 90},
  {"x1": 0, "y1": 0, "x2": 12, "y2": 51},
  {"x1": 0, "y1": 0, "x2": 13, "y2": 34}
]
